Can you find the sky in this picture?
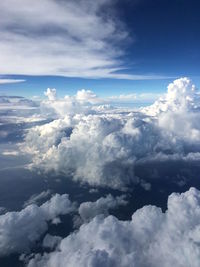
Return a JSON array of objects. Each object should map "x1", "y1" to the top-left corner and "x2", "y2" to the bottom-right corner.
[
  {"x1": 0, "y1": 0, "x2": 200, "y2": 101},
  {"x1": 2, "y1": 2, "x2": 200, "y2": 266}
]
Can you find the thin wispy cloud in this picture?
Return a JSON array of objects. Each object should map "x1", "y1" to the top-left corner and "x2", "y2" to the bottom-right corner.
[
  {"x1": 0, "y1": 0, "x2": 169, "y2": 80},
  {"x1": 0, "y1": 78, "x2": 25, "y2": 84}
]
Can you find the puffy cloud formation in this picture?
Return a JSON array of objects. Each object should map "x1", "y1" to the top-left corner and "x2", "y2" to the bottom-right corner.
[
  {"x1": 0, "y1": 96, "x2": 37, "y2": 108},
  {"x1": 142, "y1": 77, "x2": 200, "y2": 115},
  {"x1": 23, "y1": 78, "x2": 200, "y2": 189},
  {"x1": 78, "y1": 194, "x2": 127, "y2": 223},
  {"x1": 41, "y1": 88, "x2": 102, "y2": 117},
  {"x1": 0, "y1": 194, "x2": 76, "y2": 256},
  {"x1": 44, "y1": 88, "x2": 57, "y2": 101},
  {"x1": 142, "y1": 77, "x2": 200, "y2": 143},
  {"x1": 26, "y1": 187, "x2": 200, "y2": 267},
  {"x1": 42, "y1": 234, "x2": 62, "y2": 250},
  {"x1": 24, "y1": 113, "x2": 140, "y2": 189}
]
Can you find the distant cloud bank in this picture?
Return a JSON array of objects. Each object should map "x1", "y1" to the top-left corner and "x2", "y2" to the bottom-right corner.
[{"x1": 1, "y1": 78, "x2": 200, "y2": 267}]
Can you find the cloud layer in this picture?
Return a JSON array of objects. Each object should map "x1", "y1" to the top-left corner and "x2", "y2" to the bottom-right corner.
[
  {"x1": 0, "y1": 0, "x2": 171, "y2": 80},
  {"x1": 26, "y1": 187, "x2": 200, "y2": 267},
  {"x1": 23, "y1": 78, "x2": 200, "y2": 189},
  {"x1": 0, "y1": 193, "x2": 76, "y2": 256}
]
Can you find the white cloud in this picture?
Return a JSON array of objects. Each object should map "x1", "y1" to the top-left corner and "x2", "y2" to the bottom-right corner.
[
  {"x1": 22, "y1": 78, "x2": 200, "y2": 189},
  {"x1": 109, "y1": 92, "x2": 161, "y2": 103},
  {"x1": 0, "y1": 78, "x2": 25, "y2": 84},
  {"x1": 41, "y1": 89, "x2": 102, "y2": 117},
  {"x1": 0, "y1": 0, "x2": 168, "y2": 79},
  {"x1": 142, "y1": 77, "x2": 200, "y2": 142},
  {"x1": 44, "y1": 88, "x2": 57, "y2": 101},
  {"x1": 142, "y1": 77, "x2": 200, "y2": 116},
  {"x1": 78, "y1": 194, "x2": 127, "y2": 223},
  {"x1": 2, "y1": 150, "x2": 19, "y2": 156},
  {"x1": 0, "y1": 193, "x2": 76, "y2": 256},
  {"x1": 26, "y1": 187, "x2": 200, "y2": 267},
  {"x1": 42, "y1": 234, "x2": 62, "y2": 250}
]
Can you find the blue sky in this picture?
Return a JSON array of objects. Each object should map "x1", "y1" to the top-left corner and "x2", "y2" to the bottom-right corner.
[{"x1": 0, "y1": 0, "x2": 200, "y2": 101}]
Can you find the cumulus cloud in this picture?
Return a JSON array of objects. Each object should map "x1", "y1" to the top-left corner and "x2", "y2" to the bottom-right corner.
[
  {"x1": 142, "y1": 77, "x2": 200, "y2": 142},
  {"x1": 41, "y1": 88, "x2": 103, "y2": 117},
  {"x1": 44, "y1": 88, "x2": 57, "y2": 101},
  {"x1": 0, "y1": 193, "x2": 76, "y2": 256},
  {"x1": 142, "y1": 77, "x2": 200, "y2": 116},
  {"x1": 2, "y1": 150, "x2": 19, "y2": 156},
  {"x1": 78, "y1": 194, "x2": 128, "y2": 223},
  {"x1": 24, "y1": 113, "x2": 140, "y2": 189},
  {"x1": 23, "y1": 78, "x2": 200, "y2": 189},
  {"x1": 26, "y1": 187, "x2": 200, "y2": 267},
  {"x1": 42, "y1": 234, "x2": 62, "y2": 250}
]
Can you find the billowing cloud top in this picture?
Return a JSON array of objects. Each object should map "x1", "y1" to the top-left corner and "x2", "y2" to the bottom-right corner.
[
  {"x1": 26, "y1": 187, "x2": 200, "y2": 267},
  {"x1": 78, "y1": 194, "x2": 127, "y2": 223},
  {"x1": 142, "y1": 77, "x2": 200, "y2": 115},
  {"x1": 23, "y1": 78, "x2": 200, "y2": 190},
  {"x1": 0, "y1": 193, "x2": 76, "y2": 256}
]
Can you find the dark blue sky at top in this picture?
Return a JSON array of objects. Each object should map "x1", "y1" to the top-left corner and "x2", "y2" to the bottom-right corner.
[
  {"x1": 0, "y1": 0, "x2": 200, "y2": 98},
  {"x1": 116, "y1": 0, "x2": 200, "y2": 75}
]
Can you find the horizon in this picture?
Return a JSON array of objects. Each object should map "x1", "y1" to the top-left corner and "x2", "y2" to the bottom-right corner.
[{"x1": 1, "y1": 1, "x2": 200, "y2": 267}]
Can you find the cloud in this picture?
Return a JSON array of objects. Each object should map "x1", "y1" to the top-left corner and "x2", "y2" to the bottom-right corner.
[
  {"x1": 23, "y1": 190, "x2": 52, "y2": 207},
  {"x1": 23, "y1": 78, "x2": 200, "y2": 189},
  {"x1": 0, "y1": 0, "x2": 168, "y2": 80},
  {"x1": 0, "y1": 78, "x2": 25, "y2": 84},
  {"x1": 0, "y1": 193, "x2": 76, "y2": 256},
  {"x1": 0, "y1": 95, "x2": 38, "y2": 108},
  {"x1": 42, "y1": 234, "x2": 62, "y2": 250},
  {"x1": 44, "y1": 88, "x2": 57, "y2": 101},
  {"x1": 2, "y1": 150, "x2": 19, "y2": 156},
  {"x1": 78, "y1": 194, "x2": 128, "y2": 223},
  {"x1": 41, "y1": 88, "x2": 102, "y2": 117},
  {"x1": 142, "y1": 77, "x2": 200, "y2": 116},
  {"x1": 142, "y1": 77, "x2": 200, "y2": 142},
  {"x1": 0, "y1": 207, "x2": 6, "y2": 215},
  {"x1": 26, "y1": 187, "x2": 200, "y2": 267}
]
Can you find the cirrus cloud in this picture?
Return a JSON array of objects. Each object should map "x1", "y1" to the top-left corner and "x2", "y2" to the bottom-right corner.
[{"x1": 0, "y1": 0, "x2": 170, "y2": 80}]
